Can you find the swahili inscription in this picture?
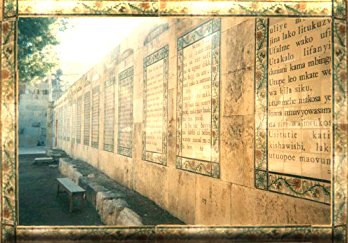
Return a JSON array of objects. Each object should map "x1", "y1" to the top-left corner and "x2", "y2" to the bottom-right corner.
[
  {"x1": 76, "y1": 96, "x2": 82, "y2": 144},
  {"x1": 267, "y1": 18, "x2": 331, "y2": 203},
  {"x1": 104, "y1": 78, "x2": 115, "y2": 152},
  {"x1": 83, "y1": 91, "x2": 91, "y2": 146},
  {"x1": 117, "y1": 67, "x2": 133, "y2": 157},
  {"x1": 91, "y1": 86, "x2": 99, "y2": 148},
  {"x1": 177, "y1": 19, "x2": 220, "y2": 178},
  {"x1": 143, "y1": 46, "x2": 168, "y2": 165}
]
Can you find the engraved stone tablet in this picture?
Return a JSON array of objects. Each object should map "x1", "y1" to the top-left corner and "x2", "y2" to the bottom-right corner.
[
  {"x1": 117, "y1": 67, "x2": 133, "y2": 157},
  {"x1": 176, "y1": 19, "x2": 220, "y2": 178},
  {"x1": 143, "y1": 46, "x2": 168, "y2": 165}
]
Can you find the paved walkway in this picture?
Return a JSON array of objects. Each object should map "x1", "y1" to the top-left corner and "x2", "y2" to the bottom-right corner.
[{"x1": 19, "y1": 154, "x2": 103, "y2": 225}]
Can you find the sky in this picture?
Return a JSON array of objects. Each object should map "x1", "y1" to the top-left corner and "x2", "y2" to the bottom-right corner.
[{"x1": 55, "y1": 17, "x2": 153, "y2": 90}]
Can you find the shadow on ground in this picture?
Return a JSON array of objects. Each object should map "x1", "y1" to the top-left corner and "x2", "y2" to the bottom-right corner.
[{"x1": 19, "y1": 154, "x2": 103, "y2": 225}]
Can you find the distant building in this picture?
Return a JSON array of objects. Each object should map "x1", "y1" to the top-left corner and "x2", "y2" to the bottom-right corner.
[{"x1": 18, "y1": 75, "x2": 63, "y2": 147}]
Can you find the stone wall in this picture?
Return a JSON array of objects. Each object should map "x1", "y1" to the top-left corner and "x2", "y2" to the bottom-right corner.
[
  {"x1": 19, "y1": 81, "x2": 50, "y2": 147},
  {"x1": 53, "y1": 17, "x2": 330, "y2": 225}
]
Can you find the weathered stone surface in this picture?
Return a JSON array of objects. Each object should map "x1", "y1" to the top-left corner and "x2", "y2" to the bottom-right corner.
[
  {"x1": 79, "y1": 178, "x2": 106, "y2": 206},
  {"x1": 167, "y1": 169, "x2": 197, "y2": 224},
  {"x1": 230, "y1": 184, "x2": 330, "y2": 225},
  {"x1": 222, "y1": 19, "x2": 254, "y2": 74},
  {"x1": 220, "y1": 115, "x2": 254, "y2": 187},
  {"x1": 59, "y1": 158, "x2": 82, "y2": 184},
  {"x1": 61, "y1": 158, "x2": 144, "y2": 226},
  {"x1": 195, "y1": 177, "x2": 231, "y2": 225},
  {"x1": 222, "y1": 69, "x2": 254, "y2": 116},
  {"x1": 116, "y1": 207, "x2": 142, "y2": 226}
]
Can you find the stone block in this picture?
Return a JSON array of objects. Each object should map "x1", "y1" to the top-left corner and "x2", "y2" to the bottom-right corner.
[
  {"x1": 195, "y1": 177, "x2": 231, "y2": 225},
  {"x1": 116, "y1": 207, "x2": 143, "y2": 226},
  {"x1": 134, "y1": 161, "x2": 168, "y2": 209},
  {"x1": 221, "y1": 69, "x2": 254, "y2": 116},
  {"x1": 230, "y1": 184, "x2": 330, "y2": 225},
  {"x1": 220, "y1": 115, "x2": 254, "y2": 187},
  {"x1": 167, "y1": 169, "x2": 197, "y2": 224},
  {"x1": 78, "y1": 178, "x2": 107, "y2": 207},
  {"x1": 221, "y1": 19, "x2": 254, "y2": 74},
  {"x1": 58, "y1": 158, "x2": 82, "y2": 184}
]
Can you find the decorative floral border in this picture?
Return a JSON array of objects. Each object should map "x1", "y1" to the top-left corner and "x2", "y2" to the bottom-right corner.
[
  {"x1": 160, "y1": 1, "x2": 333, "y2": 16},
  {"x1": 14, "y1": 225, "x2": 331, "y2": 242},
  {"x1": 1, "y1": 18, "x2": 16, "y2": 242},
  {"x1": 4, "y1": 0, "x2": 17, "y2": 18},
  {"x1": 254, "y1": 18, "x2": 334, "y2": 204},
  {"x1": 0, "y1": 0, "x2": 346, "y2": 242},
  {"x1": 268, "y1": 173, "x2": 331, "y2": 204},
  {"x1": 334, "y1": 0, "x2": 347, "y2": 19},
  {"x1": 142, "y1": 45, "x2": 168, "y2": 165},
  {"x1": 176, "y1": 18, "x2": 220, "y2": 178},
  {"x1": 117, "y1": 67, "x2": 133, "y2": 158},
  {"x1": 332, "y1": 18, "x2": 347, "y2": 227},
  {"x1": 254, "y1": 18, "x2": 268, "y2": 190},
  {"x1": 16, "y1": 1, "x2": 334, "y2": 16},
  {"x1": 143, "y1": 23, "x2": 169, "y2": 46}
]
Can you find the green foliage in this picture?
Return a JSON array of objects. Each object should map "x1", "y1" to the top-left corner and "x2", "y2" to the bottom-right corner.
[{"x1": 18, "y1": 18, "x2": 68, "y2": 84}]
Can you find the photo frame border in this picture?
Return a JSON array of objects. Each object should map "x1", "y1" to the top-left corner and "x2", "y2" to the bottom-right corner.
[{"x1": 0, "y1": 0, "x2": 346, "y2": 241}]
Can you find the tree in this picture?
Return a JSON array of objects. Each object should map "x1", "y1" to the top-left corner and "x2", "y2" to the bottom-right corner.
[{"x1": 18, "y1": 18, "x2": 68, "y2": 84}]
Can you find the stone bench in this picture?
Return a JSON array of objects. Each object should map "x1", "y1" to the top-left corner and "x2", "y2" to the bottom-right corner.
[{"x1": 56, "y1": 177, "x2": 86, "y2": 212}]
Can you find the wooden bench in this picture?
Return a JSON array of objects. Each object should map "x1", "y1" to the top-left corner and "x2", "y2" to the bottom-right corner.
[{"x1": 56, "y1": 178, "x2": 86, "y2": 212}]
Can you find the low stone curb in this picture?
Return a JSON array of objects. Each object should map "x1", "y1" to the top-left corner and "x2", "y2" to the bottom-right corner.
[
  {"x1": 58, "y1": 158, "x2": 143, "y2": 226},
  {"x1": 33, "y1": 157, "x2": 55, "y2": 165}
]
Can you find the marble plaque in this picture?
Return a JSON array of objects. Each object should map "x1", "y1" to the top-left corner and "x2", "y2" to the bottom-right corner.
[
  {"x1": 143, "y1": 45, "x2": 168, "y2": 165},
  {"x1": 66, "y1": 105, "x2": 70, "y2": 141},
  {"x1": 71, "y1": 101, "x2": 76, "y2": 143},
  {"x1": 91, "y1": 86, "x2": 100, "y2": 148},
  {"x1": 58, "y1": 107, "x2": 62, "y2": 140},
  {"x1": 176, "y1": 19, "x2": 220, "y2": 178},
  {"x1": 83, "y1": 91, "x2": 91, "y2": 146},
  {"x1": 76, "y1": 96, "x2": 82, "y2": 144},
  {"x1": 117, "y1": 67, "x2": 133, "y2": 157},
  {"x1": 63, "y1": 106, "x2": 67, "y2": 141},
  {"x1": 104, "y1": 78, "x2": 115, "y2": 152},
  {"x1": 265, "y1": 18, "x2": 332, "y2": 203}
]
